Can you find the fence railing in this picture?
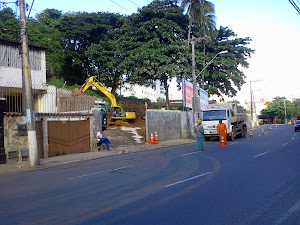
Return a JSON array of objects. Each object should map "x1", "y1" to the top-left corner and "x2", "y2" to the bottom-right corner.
[{"x1": 0, "y1": 84, "x2": 103, "y2": 113}]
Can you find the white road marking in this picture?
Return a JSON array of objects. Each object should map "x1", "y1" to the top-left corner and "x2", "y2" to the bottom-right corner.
[
  {"x1": 110, "y1": 165, "x2": 134, "y2": 172},
  {"x1": 165, "y1": 172, "x2": 212, "y2": 188},
  {"x1": 68, "y1": 165, "x2": 134, "y2": 180},
  {"x1": 282, "y1": 143, "x2": 288, "y2": 147},
  {"x1": 274, "y1": 200, "x2": 300, "y2": 225},
  {"x1": 253, "y1": 151, "x2": 269, "y2": 158},
  {"x1": 68, "y1": 171, "x2": 106, "y2": 179},
  {"x1": 181, "y1": 152, "x2": 199, "y2": 156}
]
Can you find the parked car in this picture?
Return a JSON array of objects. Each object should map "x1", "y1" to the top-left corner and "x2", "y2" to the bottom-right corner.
[{"x1": 295, "y1": 120, "x2": 300, "y2": 132}]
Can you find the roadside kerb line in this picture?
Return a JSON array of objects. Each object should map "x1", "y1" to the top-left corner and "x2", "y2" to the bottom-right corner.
[
  {"x1": 253, "y1": 151, "x2": 269, "y2": 158},
  {"x1": 165, "y1": 172, "x2": 212, "y2": 188},
  {"x1": 68, "y1": 165, "x2": 134, "y2": 180}
]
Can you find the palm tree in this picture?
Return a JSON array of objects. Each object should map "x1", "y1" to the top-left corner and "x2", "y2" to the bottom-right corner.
[
  {"x1": 181, "y1": 0, "x2": 216, "y2": 42},
  {"x1": 181, "y1": 0, "x2": 216, "y2": 88}
]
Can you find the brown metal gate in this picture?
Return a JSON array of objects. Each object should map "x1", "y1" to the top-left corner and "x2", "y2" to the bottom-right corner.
[
  {"x1": 36, "y1": 121, "x2": 44, "y2": 158},
  {"x1": 0, "y1": 99, "x2": 5, "y2": 164},
  {"x1": 48, "y1": 120, "x2": 90, "y2": 157}
]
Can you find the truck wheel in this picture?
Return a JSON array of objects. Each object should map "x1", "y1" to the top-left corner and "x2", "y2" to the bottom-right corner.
[
  {"x1": 204, "y1": 137, "x2": 210, "y2": 141},
  {"x1": 243, "y1": 127, "x2": 247, "y2": 137},
  {"x1": 228, "y1": 134, "x2": 235, "y2": 141}
]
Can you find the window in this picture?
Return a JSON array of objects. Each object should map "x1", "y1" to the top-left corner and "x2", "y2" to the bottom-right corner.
[
  {"x1": 0, "y1": 44, "x2": 41, "y2": 70},
  {"x1": 203, "y1": 110, "x2": 226, "y2": 121}
]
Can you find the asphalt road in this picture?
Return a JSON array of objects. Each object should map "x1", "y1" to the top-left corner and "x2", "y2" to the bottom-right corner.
[{"x1": 0, "y1": 125, "x2": 299, "y2": 225}]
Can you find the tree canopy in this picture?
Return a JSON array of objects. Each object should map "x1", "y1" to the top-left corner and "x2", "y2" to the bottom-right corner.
[
  {"x1": 259, "y1": 97, "x2": 300, "y2": 123},
  {"x1": 0, "y1": 0, "x2": 255, "y2": 104}
]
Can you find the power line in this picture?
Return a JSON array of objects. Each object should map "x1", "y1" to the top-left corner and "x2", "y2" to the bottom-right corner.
[
  {"x1": 0, "y1": 1, "x2": 17, "y2": 9},
  {"x1": 288, "y1": 0, "x2": 300, "y2": 14},
  {"x1": 27, "y1": 0, "x2": 35, "y2": 18},
  {"x1": 31, "y1": 7, "x2": 43, "y2": 14},
  {"x1": 127, "y1": 0, "x2": 140, "y2": 8},
  {"x1": 109, "y1": 0, "x2": 132, "y2": 14}
]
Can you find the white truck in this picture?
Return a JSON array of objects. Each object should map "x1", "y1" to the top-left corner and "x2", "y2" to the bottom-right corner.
[{"x1": 202, "y1": 103, "x2": 247, "y2": 141}]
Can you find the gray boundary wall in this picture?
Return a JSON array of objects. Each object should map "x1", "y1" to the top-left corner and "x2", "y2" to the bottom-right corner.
[{"x1": 146, "y1": 109, "x2": 195, "y2": 142}]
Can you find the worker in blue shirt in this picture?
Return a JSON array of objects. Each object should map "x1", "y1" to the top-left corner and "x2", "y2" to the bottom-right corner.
[{"x1": 97, "y1": 130, "x2": 110, "y2": 150}]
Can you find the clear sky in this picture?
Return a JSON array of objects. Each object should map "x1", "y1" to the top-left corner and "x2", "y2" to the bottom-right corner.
[{"x1": 30, "y1": 0, "x2": 300, "y2": 103}]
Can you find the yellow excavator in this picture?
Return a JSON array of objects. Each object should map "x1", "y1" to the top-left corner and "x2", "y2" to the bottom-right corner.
[{"x1": 78, "y1": 76, "x2": 136, "y2": 120}]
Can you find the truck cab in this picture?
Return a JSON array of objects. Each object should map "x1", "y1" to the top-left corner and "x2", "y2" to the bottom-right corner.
[
  {"x1": 202, "y1": 103, "x2": 247, "y2": 141},
  {"x1": 202, "y1": 109, "x2": 232, "y2": 140}
]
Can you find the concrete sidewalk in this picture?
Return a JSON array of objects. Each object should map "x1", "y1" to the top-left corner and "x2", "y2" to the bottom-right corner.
[{"x1": 0, "y1": 139, "x2": 195, "y2": 174}]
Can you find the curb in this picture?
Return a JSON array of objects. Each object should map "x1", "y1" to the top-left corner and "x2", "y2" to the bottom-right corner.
[{"x1": 0, "y1": 139, "x2": 196, "y2": 174}]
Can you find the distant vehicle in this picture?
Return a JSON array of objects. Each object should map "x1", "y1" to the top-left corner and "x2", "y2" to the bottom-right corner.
[
  {"x1": 94, "y1": 101, "x2": 107, "y2": 130},
  {"x1": 202, "y1": 103, "x2": 247, "y2": 141},
  {"x1": 295, "y1": 120, "x2": 300, "y2": 132}
]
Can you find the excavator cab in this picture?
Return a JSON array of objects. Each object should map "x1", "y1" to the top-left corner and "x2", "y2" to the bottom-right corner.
[{"x1": 112, "y1": 107, "x2": 136, "y2": 120}]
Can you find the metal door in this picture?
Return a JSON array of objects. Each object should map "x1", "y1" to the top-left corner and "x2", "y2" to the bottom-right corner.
[{"x1": 0, "y1": 99, "x2": 6, "y2": 164}]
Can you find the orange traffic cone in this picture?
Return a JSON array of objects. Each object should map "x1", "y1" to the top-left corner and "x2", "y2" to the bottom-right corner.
[
  {"x1": 276, "y1": 125, "x2": 278, "y2": 129},
  {"x1": 220, "y1": 135, "x2": 226, "y2": 147},
  {"x1": 154, "y1": 131, "x2": 159, "y2": 144},
  {"x1": 270, "y1": 126, "x2": 272, "y2": 132},
  {"x1": 149, "y1": 132, "x2": 155, "y2": 144},
  {"x1": 249, "y1": 130, "x2": 254, "y2": 139},
  {"x1": 261, "y1": 128, "x2": 265, "y2": 135}
]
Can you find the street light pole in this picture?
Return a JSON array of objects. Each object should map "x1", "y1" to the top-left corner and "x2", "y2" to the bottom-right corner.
[
  {"x1": 196, "y1": 50, "x2": 228, "y2": 90},
  {"x1": 284, "y1": 99, "x2": 287, "y2": 124},
  {"x1": 185, "y1": 35, "x2": 210, "y2": 124},
  {"x1": 191, "y1": 37, "x2": 198, "y2": 122}
]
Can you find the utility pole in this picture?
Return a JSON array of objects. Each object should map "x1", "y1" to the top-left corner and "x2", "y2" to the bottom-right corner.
[
  {"x1": 284, "y1": 99, "x2": 287, "y2": 124},
  {"x1": 184, "y1": 35, "x2": 210, "y2": 123},
  {"x1": 250, "y1": 79, "x2": 262, "y2": 128},
  {"x1": 19, "y1": 0, "x2": 39, "y2": 166}
]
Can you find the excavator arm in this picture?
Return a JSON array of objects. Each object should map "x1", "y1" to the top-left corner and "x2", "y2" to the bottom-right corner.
[
  {"x1": 80, "y1": 76, "x2": 121, "y2": 108},
  {"x1": 79, "y1": 76, "x2": 136, "y2": 120}
]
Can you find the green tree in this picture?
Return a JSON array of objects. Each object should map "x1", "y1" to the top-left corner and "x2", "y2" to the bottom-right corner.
[
  {"x1": 0, "y1": 7, "x2": 19, "y2": 40},
  {"x1": 120, "y1": 0, "x2": 189, "y2": 109},
  {"x1": 27, "y1": 9, "x2": 65, "y2": 79},
  {"x1": 292, "y1": 99, "x2": 300, "y2": 116},
  {"x1": 87, "y1": 36, "x2": 125, "y2": 95},
  {"x1": 259, "y1": 97, "x2": 294, "y2": 123},
  {"x1": 195, "y1": 26, "x2": 254, "y2": 97},
  {"x1": 59, "y1": 12, "x2": 122, "y2": 85},
  {"x1": 181, "y1": 0, "x2": 216, "y2": 42}
]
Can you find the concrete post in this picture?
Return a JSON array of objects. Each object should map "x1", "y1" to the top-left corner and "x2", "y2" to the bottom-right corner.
[
  {"x1": 91, "y1": 109, "x2": 102, "y2": 152},
  {"x1": 42, "y1": 117, "x2": 49, "y2": 158}
]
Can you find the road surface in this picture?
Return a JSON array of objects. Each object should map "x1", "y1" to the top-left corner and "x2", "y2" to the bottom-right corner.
[{"x1": 0, "y1": 125, "x2": 299, "y2": 225}]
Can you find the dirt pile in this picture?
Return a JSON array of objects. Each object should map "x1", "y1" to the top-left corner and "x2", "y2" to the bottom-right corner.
[{"x1": 110, "y1": 98, "x2": 147, "y2": 139}]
